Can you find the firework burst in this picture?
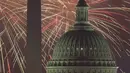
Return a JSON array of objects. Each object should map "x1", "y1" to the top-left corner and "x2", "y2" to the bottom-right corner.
[
  {"x1": 42, "y1": 0, "x2": 130, "y2": 73},
  {"x1": 0, "y1": 0, "x2": 27, "y2": 73},
  {"x1": 0, "y1": 0, "x2": 130, "y2": 73}
]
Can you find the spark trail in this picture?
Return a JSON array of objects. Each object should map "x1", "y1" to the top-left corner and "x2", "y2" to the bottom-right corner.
[
  {"x1": 0, "y1": 0, "x2": 130, "y2": 73},
  {"x1": 42, "y1": 0, "x2": 130, "y2": 73},
  {"x1": 0, "y1": 0, "x2": 27, "y2": 73}
]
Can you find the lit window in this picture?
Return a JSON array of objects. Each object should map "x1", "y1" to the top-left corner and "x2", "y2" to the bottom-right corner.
[
  {"x1": 90, "y1": 48, "x2": 92, "y2": 50},
  {"x1": 81, "y1": 48, "x2": 83, "y2": 50}
]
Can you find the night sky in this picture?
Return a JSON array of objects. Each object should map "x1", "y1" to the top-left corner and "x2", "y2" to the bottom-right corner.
[
  {"x1": 43, "y1": 0, "x2": 130, "y2": 73},
  {"x1": 0, "y1": 0, "x2": 130, "y2": 73},
  {"x1": 109, "y1": 0, "x2": 130, "y2": 73}
]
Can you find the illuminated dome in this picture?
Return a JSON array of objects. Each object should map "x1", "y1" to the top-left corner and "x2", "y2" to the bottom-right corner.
[
  {"x1": 52, "y1": 26, "x2": 114, "y2": 61},
  {"x1": 47, "y1": 0, "x2": 118, "y2": 73},
  {"x1": 47, "y1": 22, "x2": 117, "y2": 66}
]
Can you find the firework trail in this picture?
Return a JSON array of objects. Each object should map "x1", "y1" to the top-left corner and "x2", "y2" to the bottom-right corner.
[
  {"x1": 0, "y1": 0, "x2": 130, "y2": 73},
  {"x1": 0, "y1": 0, "x2": 27, "y2": 73},
  {"x1": 42, "y1": 0, "x2": 130, "y2": 73}
]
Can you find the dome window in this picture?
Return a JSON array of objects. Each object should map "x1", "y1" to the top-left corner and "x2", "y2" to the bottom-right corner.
[
  {"x1": 90, "y1": 48, "x2": 92, "y2": 50},
  {"x1": 81, "y1": 48, "x2": 83, "y2": 50}
]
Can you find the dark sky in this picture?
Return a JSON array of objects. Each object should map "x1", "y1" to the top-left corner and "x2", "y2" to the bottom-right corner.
[
  {"x1": 0, "y1": 0, "x2": 130, "y2": 73},
  {"x1": 109, "y1": 0, "x2": 130, "y2": 73},
  {"x1": 15, "y1": 0, "x2": 130, "y2": 73}
]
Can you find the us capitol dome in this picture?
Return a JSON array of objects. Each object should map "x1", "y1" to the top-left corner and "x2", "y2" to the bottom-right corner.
[{"x1": 46, "y1": 0, "x2": 118, "y2": 73}]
